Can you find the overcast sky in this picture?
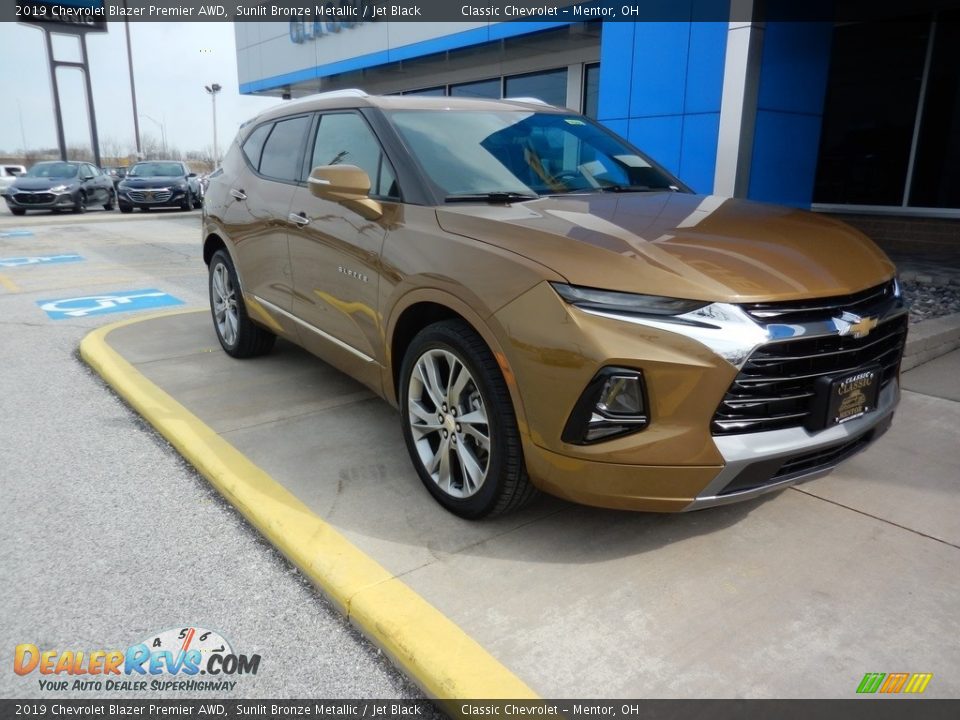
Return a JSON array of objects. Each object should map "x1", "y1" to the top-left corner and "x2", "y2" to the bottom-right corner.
[{"x1": 0, "y1": 21, "x2": 279, "y2": 158}]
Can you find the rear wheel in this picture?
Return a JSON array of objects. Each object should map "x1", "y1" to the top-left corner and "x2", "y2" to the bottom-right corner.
[
  {"x1": 208, "y1": 249, "x2": 276, "y2": 358},
  {"x1": 399, "y1": 320, "x2": 536, "y2": 519}
]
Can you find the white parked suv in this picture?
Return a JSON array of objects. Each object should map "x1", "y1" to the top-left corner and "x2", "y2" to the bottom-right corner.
[{"x1": 0, "y1": 165, "x2": 27, "y2": 195}]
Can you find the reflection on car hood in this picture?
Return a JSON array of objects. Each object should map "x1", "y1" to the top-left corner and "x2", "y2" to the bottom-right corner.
[
  {"x1": 436, "y1": 192, "x2": 896, "y2": 303},
  {"x1": 11, "y1": 178, "x2": 77, "y2": 191},
  {"x1": 122, "y1": 177, "x2": 184, "y2": 188}
]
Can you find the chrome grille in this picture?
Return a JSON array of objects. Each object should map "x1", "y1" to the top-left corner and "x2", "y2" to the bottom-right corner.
[
  {"x1": 712, "y1": 283, "x2": 907, "y2": 435},
  {"x1": 742, "y1": 280, "x2": 898, "y2": 323},
  {"x1": 14, "y1": 192, "x2": 54, "y2": 204},
  {"x1": 128, "y1": 189, "x2": 171, "y2": 203}
]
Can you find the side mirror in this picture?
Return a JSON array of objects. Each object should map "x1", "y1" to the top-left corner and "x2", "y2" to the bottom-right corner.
[
  {"x1": 308, "y1": 164, "x2": 382, "y2": 220},
  {"x1": 188, "y1": 172, "x2": 197, "y2": 178}
]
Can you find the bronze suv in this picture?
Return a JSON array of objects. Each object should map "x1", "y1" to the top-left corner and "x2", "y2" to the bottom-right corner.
[{"x1": 202, "y1": 90, "x2": 905, "y2": 518}]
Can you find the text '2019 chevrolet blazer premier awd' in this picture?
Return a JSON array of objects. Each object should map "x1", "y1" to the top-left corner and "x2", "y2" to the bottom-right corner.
[{"x1": 202, "y1": 91, "x2": 906, "y2": 519}]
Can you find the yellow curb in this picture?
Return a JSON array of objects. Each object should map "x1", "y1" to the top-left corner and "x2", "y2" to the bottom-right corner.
[{"x1": 80, "y1": 309, "x2": 538, "y2": 707}]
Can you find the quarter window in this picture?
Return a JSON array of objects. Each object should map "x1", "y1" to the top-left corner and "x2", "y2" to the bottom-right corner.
[
  {"x1": 259, "y1": 116, "x2": 310, "y2": 181},
  {"x1": 242, "y1": 123, "x2": 272, "y2": 170},
  {"x1": 310, "y1": 113, "x2": 399, "y2": 199}
]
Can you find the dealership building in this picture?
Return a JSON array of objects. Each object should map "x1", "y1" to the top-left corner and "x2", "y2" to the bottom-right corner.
[{"x1": 235, "y1": 4, "x2": 960, "y2": 239}]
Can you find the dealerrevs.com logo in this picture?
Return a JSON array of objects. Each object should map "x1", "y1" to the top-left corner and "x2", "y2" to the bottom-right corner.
[{"x1": 14, "y1": 626, "x2": 261, "y2": 692}]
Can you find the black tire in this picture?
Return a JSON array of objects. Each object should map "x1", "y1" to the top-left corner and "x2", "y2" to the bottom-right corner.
[
  {"x1": 180, "y1": 191, "x2": 192, "y2": 211},
  {"x1": 208, "y1": 248, "x2": 276, "y2": 358},
  {"x1": 399, "y1": 320, "x2": 536, "y2": 519},
  {"x1": 193, "y1": 192, "x2": 203, "y2": 209},
  {"x1": 73, "y1": 192, "x2": 86, "y2": 214},
  {"x1": 10, "y1": 208, "x2": 25, "y2": 216},
  {"x1": 103, "y1": 189, "x2": 115, "y2": 210},
  {"x1": 119, "y1": 203, "x2": 132, "y2": 214}
]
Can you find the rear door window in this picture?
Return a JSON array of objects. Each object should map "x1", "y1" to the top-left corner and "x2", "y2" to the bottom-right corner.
[{"x1": 259, "y1": 116, "x2": 311, "y2": 182}]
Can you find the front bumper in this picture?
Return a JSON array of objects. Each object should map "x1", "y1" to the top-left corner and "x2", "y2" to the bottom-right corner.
[
  {"x1": 5, "y1": 190, "x2": 78, "y2": 209},
  {"x1": 119, "y1": 187, "x2": 187, "y2": 207},
  {"x1": 495, "y1": 280, "x2": 905, "y2": 512}
]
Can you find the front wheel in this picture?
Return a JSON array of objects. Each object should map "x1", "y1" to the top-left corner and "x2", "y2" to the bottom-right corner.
[
  {"x1": 103, "y1": 189, "x2": 115, "y2": 210},
  {"x1": 180, "y1": 191, "x2": 192, "y2": 211},
  {"x1": 208, "y1": 249, "x2": 276, "y2": 358},
  {"x1": 73, "y1": 192, "x2": 87, "y2": 213},
  {"x1": 10, "y1": 208, "x2": 25, "y2": 216},
  {"x1": 399, "y1": 320, "x2": 536, "y2": 519}
]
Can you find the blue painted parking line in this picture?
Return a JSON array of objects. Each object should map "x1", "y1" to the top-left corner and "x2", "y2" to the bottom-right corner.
[
  {"x1": 0, "y1": 254, "x2": 84, "y2": 268},
  {"x1": 37, "y1": 289, "x2": 185, "y2": 320},
  {"x1": 0, "y1": 230, "x2": 34, "y2": 238}
]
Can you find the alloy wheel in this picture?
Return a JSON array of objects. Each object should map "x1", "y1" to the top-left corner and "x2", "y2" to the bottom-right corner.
[
  {"x1": 407, "y1": 349, "x2": 491, "y2": 498},
  {"x1": 211, "y1": 261, "x2": 238, "y2": 346}
]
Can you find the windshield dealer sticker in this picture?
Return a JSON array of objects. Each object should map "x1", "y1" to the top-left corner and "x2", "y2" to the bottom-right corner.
[{"x1": 37, "y1": 288, "x2": 184, "y2": 319}]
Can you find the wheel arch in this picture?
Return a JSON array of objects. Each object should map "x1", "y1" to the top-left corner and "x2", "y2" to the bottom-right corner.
[{"x1": 385, "y1": 290, "x2": 531, "y2": 438}]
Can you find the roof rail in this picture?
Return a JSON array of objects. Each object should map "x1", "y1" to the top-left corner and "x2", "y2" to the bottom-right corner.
[
  {"x1": 305, "y1": 88, "x2": 369, "y2": 100},
  {"x1": 504, "y1": 96, "x2": 551, "y2": 106}
]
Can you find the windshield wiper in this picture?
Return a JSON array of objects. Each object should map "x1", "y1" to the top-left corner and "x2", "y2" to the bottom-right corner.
[{"x1": 445, "y1": 191, "x2": 539, "y2": 204}]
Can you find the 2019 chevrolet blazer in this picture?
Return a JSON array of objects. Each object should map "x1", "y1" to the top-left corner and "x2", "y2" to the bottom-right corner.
[{"x1": 201, "y1": 91, "x2": 906, "y2": 519}]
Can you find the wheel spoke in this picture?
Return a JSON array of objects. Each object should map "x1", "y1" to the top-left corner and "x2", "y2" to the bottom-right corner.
[
  {"x1": 462, "y1": 423, "x2": 490, "y2": 452},
  {"x1": 436, "y1": 438, "x2": 452, "y2": 492},
  {"x1": 457, "y1": 408, "x2": 487, "y2": 426},
  {"x1": 447, "y1": 360, "x2": 470, "y2": 406},
  {"x1": 455, "y1": 441, "x2": 485, "y2": 492},
  {"x1": 415, "y1": 359, "x2": 444, "y2": 410}
]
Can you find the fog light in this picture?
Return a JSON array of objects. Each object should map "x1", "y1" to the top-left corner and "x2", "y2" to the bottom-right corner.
[{"x1": 562, "y1": 367, "x2": 649, "y2": 444}]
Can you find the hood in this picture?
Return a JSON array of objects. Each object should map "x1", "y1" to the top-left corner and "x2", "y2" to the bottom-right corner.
[
  {"x1": 122, "y1": 176, "x2": 186, "y2": 188},
  {"x1": 12, "y1": 177, "x2": 78, "y2": 191},
  {"x1": 436, "y1": 193, "x2": 896, "y2": 303}
]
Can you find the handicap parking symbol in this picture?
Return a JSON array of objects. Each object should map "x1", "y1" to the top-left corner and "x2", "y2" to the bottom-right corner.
[
  {"x1": 37, "y1": 288, "x2": 185, "y2": 319},
  {"x1": 0, "y1": 230, "x2": 34, "y2": 238},
  {"x1": 0, "y1": 253, "x2": 83, "y2": 268}
]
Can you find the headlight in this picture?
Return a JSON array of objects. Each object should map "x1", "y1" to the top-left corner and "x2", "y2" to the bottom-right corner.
[
  {"x1": 551, "y1": 282, "x2": 707, "y2": 317},
  {"x1": 49, "y1": 184, "x2": 71, "y2": 193},
  {"x1": 176, "y1": 182, "x2": 188, "y2": 190}
]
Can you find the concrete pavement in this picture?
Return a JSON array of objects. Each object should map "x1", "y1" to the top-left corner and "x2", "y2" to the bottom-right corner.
[{"x1": 90, "y1": 309, "x2": 960, "y2": 699}]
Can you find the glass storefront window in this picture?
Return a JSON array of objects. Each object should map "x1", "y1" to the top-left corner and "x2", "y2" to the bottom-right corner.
[
  {"x1": 450, "y1": 78, "x2": 501, "y2": 99},
  {"x1": 403, "y1": 87, "x2": 446, "y2": 97},
  {"x1": 583, "y1": 63, "x2": 600, "y2": 118},
  {"x1": 814, "y1": 18, "x2": 931, "y2": 206},
  {"x1": 504, "y1": 69, "x2": 568, "y2": 108},
  {"x1": 909, "y1": 11, "x2": 960, "y2": 209}
]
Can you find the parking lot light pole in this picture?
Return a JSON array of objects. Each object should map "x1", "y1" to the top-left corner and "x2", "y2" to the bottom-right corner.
[
  {"x1": 140, "y1": 113, "x2": 167, "y2": 158},
  {"x1": 205, "y1": 83, "x2": 222, "y2": 167}
]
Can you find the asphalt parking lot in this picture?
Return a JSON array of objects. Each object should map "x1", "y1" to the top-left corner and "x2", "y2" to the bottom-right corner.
[
  {"x1": 0, "y1": 208, "x2": 432, "y2": 702},
  {"x1": 2, "y1": 207, "x2": 958, "y2": 701}
]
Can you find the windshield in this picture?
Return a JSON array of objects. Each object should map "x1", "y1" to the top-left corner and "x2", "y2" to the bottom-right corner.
[
  {"x1": 26, "y1": 162, "x2": 78, "y2": 179},
  {"x1": 128, "y1": 162, "x2": 185, "y2": 177},
  {"x1": 386, "y1": 110, "x2": 682, "y2": 198}
]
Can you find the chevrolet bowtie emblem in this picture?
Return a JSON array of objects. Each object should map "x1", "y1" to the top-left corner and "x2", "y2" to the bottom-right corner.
[{"x1": 835, "y1": 311, "x2": 879, "y2": 338}]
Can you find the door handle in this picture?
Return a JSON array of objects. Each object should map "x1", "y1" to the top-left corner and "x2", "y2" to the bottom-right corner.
[
  {"x1": 230, "y1": 188, "x2": 247, "y2": 201},
  {"x1": 288, "y1": 212, "x2": 310, "y2": 227}
]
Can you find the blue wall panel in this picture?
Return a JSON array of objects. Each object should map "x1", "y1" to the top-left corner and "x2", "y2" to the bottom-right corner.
[
  {"x1": 597, "y1": 23, "x2": 634, "y2": 121},
  {"x1": 679, "y1": 113, "x2": 722, "y2": 193},
  {"x1": 629, "y1": 116, "x2": 684, "y2": 174},
  {"x1": 597, "y1": 4, "x2": 728, "y2": 192},
  {"x1": 629, "y1": 23, "x2": 690, "y2": 118},
  {"x1": 684, "y1": 21, "x2": 727, "y2": 114},
  {"x1": 747, "y1": 21, "x2": 833, "y2": 207},
  {"x1": 748, "y1": 110, "x2": 825, "y2": 206}
]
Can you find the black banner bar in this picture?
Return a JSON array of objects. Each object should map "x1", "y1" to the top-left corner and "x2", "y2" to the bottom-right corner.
[
  {"x1": 3, "y1": 700, "x2": 960, "y2": 720},
  {"x1": 6, "y1": 0, "x2": 960, "y2": 24}
]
